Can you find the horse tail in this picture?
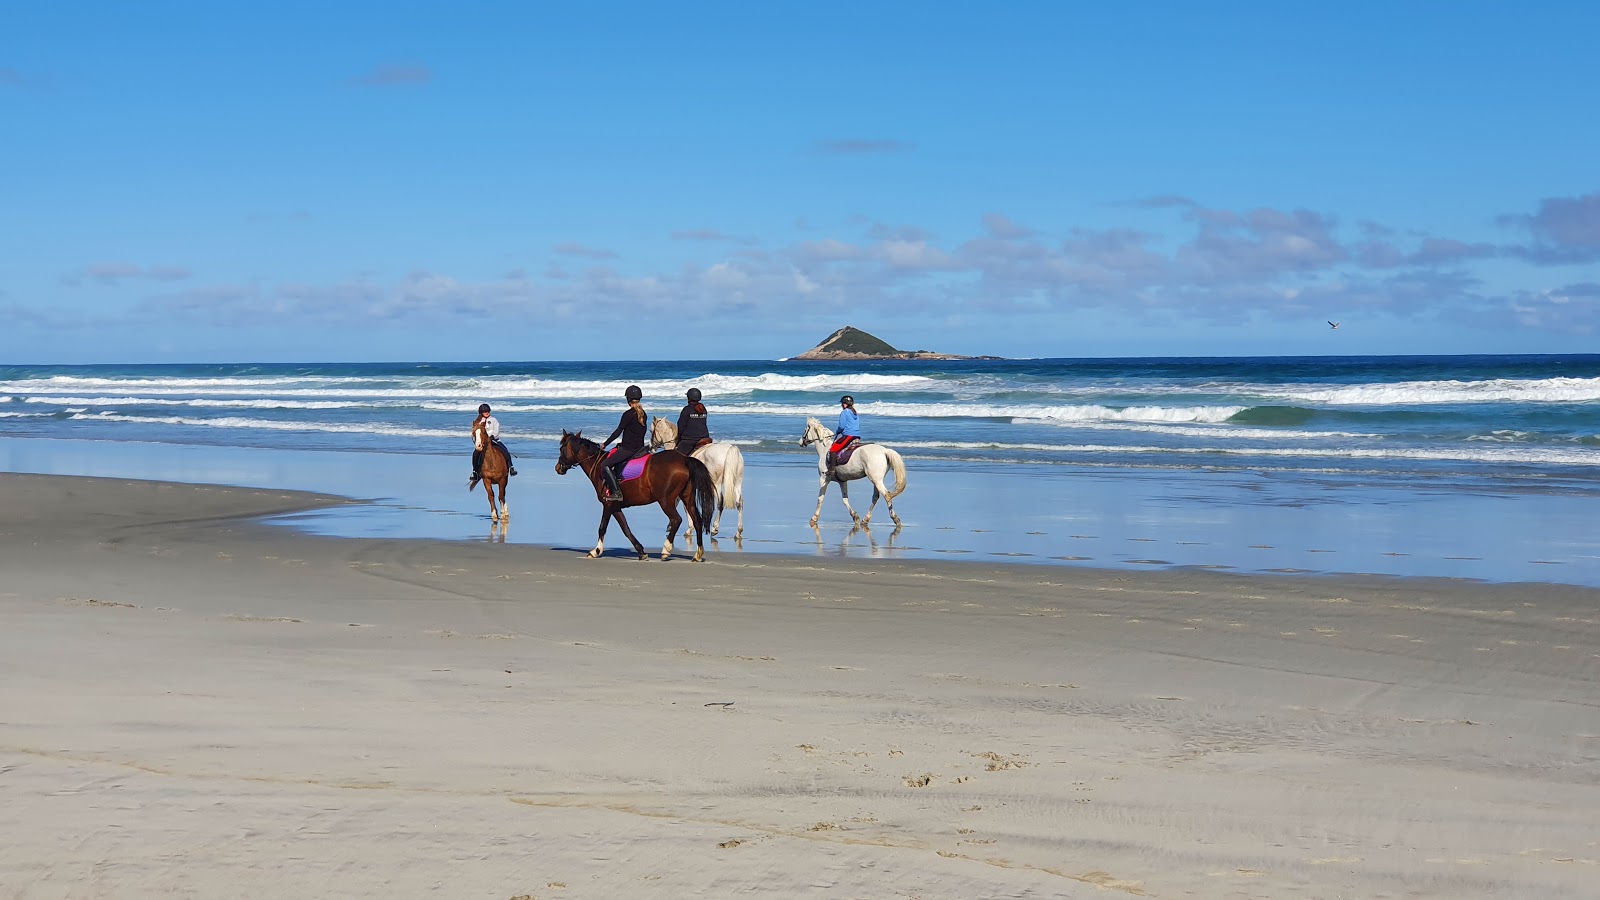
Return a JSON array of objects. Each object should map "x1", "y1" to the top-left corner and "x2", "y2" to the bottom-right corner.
[
  {"x1": 885, "y1": 448, "x2": 908, "y2": 500},
  {"x1": 721, "y1": 445, "x2": 744, "y2": 512},
  {"x1": 689, "y1": 457, "x2": 717, "y2": 542}
]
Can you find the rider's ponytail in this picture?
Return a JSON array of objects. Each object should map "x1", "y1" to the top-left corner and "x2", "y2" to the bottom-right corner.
[{"x1": 634, "y1": 404, "x2": 646, "y2": 425}]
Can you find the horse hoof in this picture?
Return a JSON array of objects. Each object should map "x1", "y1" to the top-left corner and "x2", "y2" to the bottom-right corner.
[
  {"x1": 586, "y1": 549, "x2": 601, "y2": 559},
  {"x1": 808, "y1": 518, "x2": 819, "y2": 528}
]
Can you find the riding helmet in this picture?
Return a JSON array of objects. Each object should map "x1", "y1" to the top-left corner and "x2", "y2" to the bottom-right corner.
[
  {"x1": 840, "y1": 394, "x2": 854, "y2": 406},
  {"x1": 478, "y1": 403, "x2": 491, "y2": 413},
  {"x1": 686, "y1": 388, "x2": 702, "y2": 403},
  {"x1": 624, "y1": 384, "x2": 643, "y2": 402}
]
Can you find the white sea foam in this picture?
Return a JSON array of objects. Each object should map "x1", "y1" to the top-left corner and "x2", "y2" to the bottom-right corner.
[
  {"x1": 1280, "y1": 376, "x2": 1600, "y2": 405},
  {"x1": 1, "y1": 371, "x2": 939, "y2": 399},
  {"x1": 59, "y1": 411, "x2": 1600, "y2": 467},
  {"x1": 19, "y1": 393, "x2": 1260, "y2": 426},
  {"x1": 26, "y1": 396, "x2": 367, "y2": 409}
]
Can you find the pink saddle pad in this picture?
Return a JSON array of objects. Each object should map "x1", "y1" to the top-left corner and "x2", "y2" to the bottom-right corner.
[{"x1": 606, "y1": 449, "x2": 650, "y2": 482}]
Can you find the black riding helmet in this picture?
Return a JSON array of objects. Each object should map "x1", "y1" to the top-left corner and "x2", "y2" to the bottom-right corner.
[
  {"x1": 478, "y1": 403, "x2": 491, "y2": 414},
  {"x1": 686, "y1": 388, "x2": 702, "y2": 403},
  {"x1": 840, "y1": 395, "x2": 854, "y2": 406},
  {"x1": 624, "y1": 385, "x2": 643, "y2": 402}
]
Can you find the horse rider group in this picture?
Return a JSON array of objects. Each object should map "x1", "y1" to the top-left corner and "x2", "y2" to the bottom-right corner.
[{"x1": 473, "y1": 385, "x2": 772, "y2": 501}]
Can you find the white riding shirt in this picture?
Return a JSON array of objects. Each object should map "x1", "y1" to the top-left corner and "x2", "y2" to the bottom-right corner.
[{"x1": 475, "y1": 415, "x2": 500, "y2": 449}]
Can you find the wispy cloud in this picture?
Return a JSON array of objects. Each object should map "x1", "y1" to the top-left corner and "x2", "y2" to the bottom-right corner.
[
  {"x1": 982, "y1": 213, "x2": 1035, "y2": 239},
  {"x1": 815, "y1": 139, "x2": 915, "y2": 155},
  {"x1": 43, "y1": 194, "x2": 1598, "y2": 338},
  {"x1": 671, "y1": 229, "x2": 756, "y2": 245},
  {"x1": 70, "y1": 262, "x2": 193, "y2": 285},
  {"x1": 552, "y1": 242, "x2": 619, "y2": 259},
  {"x1": 354, "y1": 64, "x2": 432, "y2": 87}
]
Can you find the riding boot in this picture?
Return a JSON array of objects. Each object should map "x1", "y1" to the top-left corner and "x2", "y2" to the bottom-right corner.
[{"x1": 603, "y1": 467, "x2": 622, "y2": 501}]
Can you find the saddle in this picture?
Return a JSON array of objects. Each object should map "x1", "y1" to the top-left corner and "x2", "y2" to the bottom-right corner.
[
  {"x1": 828, "y1": 437, "x2": 862, "y2": 468},
  {"x1": 608, "y1": 447, "x2": 652, "y2": 482}
]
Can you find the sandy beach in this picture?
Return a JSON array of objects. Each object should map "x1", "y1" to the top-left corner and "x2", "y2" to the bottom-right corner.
[{"x1": 4, "y1": 473, "x2": 1599, "y2": 898}]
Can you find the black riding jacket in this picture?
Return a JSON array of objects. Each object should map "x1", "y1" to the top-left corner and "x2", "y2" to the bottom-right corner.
[
  {"x1": 605, "y1": 410, "x2": 648, "y2": 456},
  {"x1": 676, "y1": 403, "x2": 710, "y2": 447}
]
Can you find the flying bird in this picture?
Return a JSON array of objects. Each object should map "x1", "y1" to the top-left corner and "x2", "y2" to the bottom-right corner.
[{"x1": 1327, "y1": 321, "x2": 1340, "y2": 330}]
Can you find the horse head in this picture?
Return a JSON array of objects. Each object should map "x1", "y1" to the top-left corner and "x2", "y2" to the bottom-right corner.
[
  {"x1": 799, "y1": 416, "x2": 829, "y2": 447},
  {"x1": 650, "y1": 416, "x2": 676, "y2": 451},
  {"x1": 555, "y1": 429, "x2": 591, "y2": 475}
]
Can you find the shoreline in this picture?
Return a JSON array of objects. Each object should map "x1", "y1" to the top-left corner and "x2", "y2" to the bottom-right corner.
[
  {"x1": 7, "y1": 434, "x2": 1600, "y2": 588},
  {"x1": 5, "y1": 472, "x2": 1599, "y2": 897}
]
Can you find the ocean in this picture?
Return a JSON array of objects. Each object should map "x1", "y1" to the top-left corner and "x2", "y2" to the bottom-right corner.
[{"x1": 5, "y1": 354, "x2": 1600, "y2": 584}]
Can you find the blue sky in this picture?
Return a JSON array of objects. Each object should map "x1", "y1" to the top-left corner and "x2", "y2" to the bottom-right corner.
[{"x1": 3, "y1": 2, "x2": 1598, "y2": 363}]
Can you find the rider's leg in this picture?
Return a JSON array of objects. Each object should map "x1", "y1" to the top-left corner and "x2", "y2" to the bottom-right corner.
[
  {"x1": 603, "y1": 457, "x2": 624, "y2": 499},
  {"x1": 472, "y1": 448, "x2": 484, "y2": 479},
  {"x1": 496, "y1": 439, "x2": 517, "y2": 476}
]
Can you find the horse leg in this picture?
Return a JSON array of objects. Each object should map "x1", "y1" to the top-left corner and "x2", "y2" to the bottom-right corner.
[
  {"x1": 837, "y1": 477, "x2": 861, "y2": 525},
  {"x1": 612, "y1": 508, "x2": 648, "y2": 560},
  {"x1": 497, "y1": 478, "x2": 509, "y2": 519},
  {"x1": 809, "y1": 471, "x2": 829, "y2": 528},
  {"x1": 863, "y1": 468, "x2": 889, "y2": 526},
  {"x1": 588, "y1": 506, "x2": 613, "y2": 558},
  {"x1": 659, "y1": 495, "x2": 682, "y2": 561},
  {"x1": 483, "y1": 480, "x2": 499, "y2": 521},
  {"x1": 873, "y1": 462, "x2": 902, "y2": 527}
]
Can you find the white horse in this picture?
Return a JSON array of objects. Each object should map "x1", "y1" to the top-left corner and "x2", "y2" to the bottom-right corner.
[
  {"x1": 650, "y1": 416, "x2": 746, "y2": 540},
  {"x1": 799, "y1": 417, "x2": 906, "y2": 528}
]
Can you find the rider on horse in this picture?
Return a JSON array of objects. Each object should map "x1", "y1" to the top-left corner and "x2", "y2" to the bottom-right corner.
[
  {"x1": 472, "y1": 403, "x2": 517, "y2": 479},
  {"x1": 599, "y1": 385, "x2": 648, "y2": 501},
  {"x1": 675, "y1": 387, "x2": 712, "y2": 454},
  {"x1": 827, "y1": 394, "x2": 861, "y2": 477}
]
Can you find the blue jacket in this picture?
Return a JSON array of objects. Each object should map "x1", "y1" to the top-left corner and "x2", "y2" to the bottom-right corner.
[{"x1": 837, "y1": 406, "x2": 860, "y2": 438}]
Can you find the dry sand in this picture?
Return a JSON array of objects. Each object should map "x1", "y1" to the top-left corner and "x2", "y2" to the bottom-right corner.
[{"x1": 3, "y1": 473, "x2": 1598, "y2": 899}]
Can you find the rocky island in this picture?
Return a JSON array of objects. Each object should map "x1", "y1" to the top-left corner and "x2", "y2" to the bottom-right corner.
[{"x1": 788, "y1": 326, "x2": 996, "y2": 361}]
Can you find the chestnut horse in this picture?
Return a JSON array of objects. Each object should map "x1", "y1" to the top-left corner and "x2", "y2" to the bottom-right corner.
[
  {"x1": 555, "y1": 430, "x2": 716, "y2": 561},
  {"x1": 470, "y1": 418, "x2": 510, "y2": 521}
]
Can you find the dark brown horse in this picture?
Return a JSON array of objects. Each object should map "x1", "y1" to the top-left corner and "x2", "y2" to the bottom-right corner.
[
  {"x1": 555, "y1": 430, "x2": 716, "y2": 561},
  {"x1": 470, "y1": 418, "x2": 510, "y2": 521}
]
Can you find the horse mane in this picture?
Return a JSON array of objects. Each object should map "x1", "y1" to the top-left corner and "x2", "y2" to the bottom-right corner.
[{"x1": 565, "y1": 431, "x2": 603, "y2": 455}]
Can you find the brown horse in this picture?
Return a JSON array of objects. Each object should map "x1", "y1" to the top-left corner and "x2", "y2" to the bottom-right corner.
[
  {"x1": 470, "y1": 419, "x2": 510, "y2": 521},
  {"x1": 555, "y1": 430, "x2": 715, "y2": 561}
]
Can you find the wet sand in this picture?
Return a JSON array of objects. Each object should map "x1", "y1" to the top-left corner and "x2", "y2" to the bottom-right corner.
[{"x1": 3, "y1": 472, "x2": 1599, "y2": 898}]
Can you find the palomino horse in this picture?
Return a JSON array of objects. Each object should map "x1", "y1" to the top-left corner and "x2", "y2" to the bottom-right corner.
[
  {"x1": 469, "y1": 418, "x2": 510, "y2": 521},
  {"x1": 649, "y1": 416, "x2": 745, "y2": 540},
  {"x1": 799, "y1": 416, "x2": 907, "y2": 528},
  {"x1": 555, "y1": 430, "x2": 716, "y2": 561}
]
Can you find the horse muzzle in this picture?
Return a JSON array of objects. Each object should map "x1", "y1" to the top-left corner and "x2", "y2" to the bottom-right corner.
[{"x1": 555, "y1": 461, "x2": 570, "y2": 475}]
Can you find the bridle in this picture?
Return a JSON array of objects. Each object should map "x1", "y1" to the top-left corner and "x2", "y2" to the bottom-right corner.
[
  {"x1": 799, "y1": 425, "x2": 835, "y2": 447},
  {"x1": 556, "y1": 436, "x2": 606, "y2": 481}
]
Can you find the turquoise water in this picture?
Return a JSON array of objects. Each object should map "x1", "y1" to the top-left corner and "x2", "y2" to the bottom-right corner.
[{"x1": 5, "y1": 355, "x2": 1600, "y2": 584}]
